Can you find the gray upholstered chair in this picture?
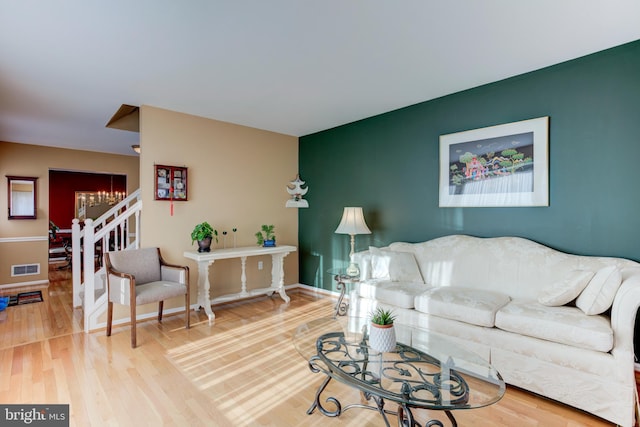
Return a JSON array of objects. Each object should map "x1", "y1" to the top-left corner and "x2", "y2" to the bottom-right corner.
[{"x1": 104, "y1": 247, "x2": 190, "y2": 348}]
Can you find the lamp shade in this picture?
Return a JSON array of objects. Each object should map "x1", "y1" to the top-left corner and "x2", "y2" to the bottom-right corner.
[{"x1": 335, "y1": 207, "x2": 371, "y2": 235}]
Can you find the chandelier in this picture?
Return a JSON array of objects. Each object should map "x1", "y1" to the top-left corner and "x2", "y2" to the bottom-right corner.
[
  {"x1": 76, "y1": 176, "x2": 126, "y2": 213},
  {"x1": 85, "y1": 190, "x2": 125, "y2": 207}
]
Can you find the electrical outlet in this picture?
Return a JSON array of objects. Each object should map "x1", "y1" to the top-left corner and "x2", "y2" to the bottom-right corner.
[{"x1": 258, "y1": 261, "x2": 263, "y2": 270}]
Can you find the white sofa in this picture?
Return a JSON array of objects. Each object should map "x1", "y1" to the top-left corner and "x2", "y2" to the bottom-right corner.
[{"x1": 349, "y1": 234, "x2": 640, "y2": 426}]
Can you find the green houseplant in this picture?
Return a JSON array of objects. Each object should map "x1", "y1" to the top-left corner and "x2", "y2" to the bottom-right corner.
[
  {"x1": 191, "y1": 221, "x2": 218, "y2": 252},
  {"x1": 255, "y1": 224, "x2": 276, "y2": 247},
  {"x1": 369, "y1": 307, "x2": 397, "y2": 352},
  {"x1": 370, "y1": 307, "x2": 396, "y2": 326}
]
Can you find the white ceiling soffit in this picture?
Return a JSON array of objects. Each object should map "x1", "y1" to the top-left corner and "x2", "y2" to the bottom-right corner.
[{"x1": 1, "y1": 1, "x2": 639, "y2": 156}]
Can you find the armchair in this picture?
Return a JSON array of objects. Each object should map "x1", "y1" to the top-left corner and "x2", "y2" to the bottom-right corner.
[{"x1": 104, "y1": 247, "x2": 190, "y2": 348}]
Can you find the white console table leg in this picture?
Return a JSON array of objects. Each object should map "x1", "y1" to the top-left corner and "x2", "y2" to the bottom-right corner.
[
  {"x1": 197, "y1": 260, "x2": 215, "y2": 322},
  {"x1": 272, "y1": 253, "x2": 290, "y2": 303},
  {"x1": 240, "y1": 256, "x2": 248, "y2": 296}
]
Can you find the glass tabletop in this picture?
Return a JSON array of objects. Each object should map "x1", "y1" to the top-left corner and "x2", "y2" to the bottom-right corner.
[
  {"x1": 293, "y1": 316, "x2": 505, "y2": 411},
  {"x1": 326, "y1": 268, "x2": 360, "y2": 282}
]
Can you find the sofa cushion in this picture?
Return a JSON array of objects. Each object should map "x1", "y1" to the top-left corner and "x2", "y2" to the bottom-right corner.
[
  {"x1": 358, "y1": 280, "x2": 428, "y2": 309},
  {"x1": 576, "y1": 266, "x2": 622, "y2": 315},
  {"x1": 495, "y1": 300, "x2": 613, "y2": 352},
  {"x1": 538, "y1": 270, "x2": 595, "y2": 307},
  {"x1": 369, "y1": 247, "x2": 423, "y2": 283},
  {"x1": 414, "y1": 287, "x2": 511, "y2": 327}
]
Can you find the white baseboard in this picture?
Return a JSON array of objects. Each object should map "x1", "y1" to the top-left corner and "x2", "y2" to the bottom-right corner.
[{"x1": 291, "y1": 283, "x2": 340, "y2": 298}]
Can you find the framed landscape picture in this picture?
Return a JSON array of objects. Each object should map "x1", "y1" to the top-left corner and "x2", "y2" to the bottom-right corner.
[
  {"x1": 154, "y1": 165, "x2": 188, "y2": 201},
  {"x1": 439, "y1": 116, "x2": 549, "y2": 207}
]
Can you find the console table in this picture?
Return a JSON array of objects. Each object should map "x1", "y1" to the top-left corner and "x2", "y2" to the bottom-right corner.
[{"x1": 184, "y1": 245, "x2": 296, "y2": 322}]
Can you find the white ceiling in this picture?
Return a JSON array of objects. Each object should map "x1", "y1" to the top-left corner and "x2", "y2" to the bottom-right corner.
[{"x1": 1, "y1": 1, "x2": 640, "y2": 156}]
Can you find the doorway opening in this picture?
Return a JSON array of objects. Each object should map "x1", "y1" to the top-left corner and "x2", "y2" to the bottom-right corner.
[{"x1": 48, "y1": 170, "x2": 127, "y2": 275}]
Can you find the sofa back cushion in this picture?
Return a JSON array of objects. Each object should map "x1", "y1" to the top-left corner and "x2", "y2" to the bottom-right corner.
[
  {"x1": 388, "y1": 235, "x2": 636, "y2": 301},
  {"x1": 537, "y1": 270, "x2": 595, "y2": 306},
  {"x1": 575, "y1": 266, "x2": 623, "y2": 315},
  {"x1": 369, "y1": 247, "x2": 423, "y2": 282}
]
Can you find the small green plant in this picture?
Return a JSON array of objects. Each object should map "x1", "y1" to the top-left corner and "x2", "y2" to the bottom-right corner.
[
  {"x1": 370, "y1": 307, "x2": 396, "y2": 326},
  {"x1": 191, "y1": 221, "x2": 218, "y2": 244},
  {"x1": 255, "y1": 224, "x2": 276, "y2": 246}
]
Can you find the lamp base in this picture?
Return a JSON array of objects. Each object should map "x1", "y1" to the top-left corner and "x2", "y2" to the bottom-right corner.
[{"x1": 346, "y1": 262, "x2": 360, "y2": 278}]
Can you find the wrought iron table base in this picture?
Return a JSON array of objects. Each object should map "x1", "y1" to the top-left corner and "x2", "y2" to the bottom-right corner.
[
  {"x1": 306, "y1": 362, "x2": 458, "y2": 427},
  {"x1": 333, "y1": 279, "x2": 349, "y2": 317}
]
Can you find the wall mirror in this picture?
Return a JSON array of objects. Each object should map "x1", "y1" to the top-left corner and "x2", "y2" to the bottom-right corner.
[{"x1": 7, "y1": 176, "x2": 38, "y2": 219}]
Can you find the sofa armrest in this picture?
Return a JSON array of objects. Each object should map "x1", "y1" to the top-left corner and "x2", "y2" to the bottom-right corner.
[{"x1": 610, "y1": 267, "x2": 640, "y2": 358}]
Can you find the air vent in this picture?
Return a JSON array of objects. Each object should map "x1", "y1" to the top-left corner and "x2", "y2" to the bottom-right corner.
[{"x1": 11, "y1": 263, "x2": 40, "y2": 277}]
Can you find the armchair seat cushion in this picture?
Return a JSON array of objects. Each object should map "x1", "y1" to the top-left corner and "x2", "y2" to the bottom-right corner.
[{"x1": 136, "y1": 281, "x2": 188, "y2": 306}]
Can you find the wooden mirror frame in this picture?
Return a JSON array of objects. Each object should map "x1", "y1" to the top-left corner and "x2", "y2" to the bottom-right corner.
[{"x1": 7, "y1": 176, "x2": 38, "y2": 219}]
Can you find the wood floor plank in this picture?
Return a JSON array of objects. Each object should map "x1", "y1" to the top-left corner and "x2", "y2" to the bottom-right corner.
[{"x1": 0, "y1": 265, "x2": 620, "y2": 426}]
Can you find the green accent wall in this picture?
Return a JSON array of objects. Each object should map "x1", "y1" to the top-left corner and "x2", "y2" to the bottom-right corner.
[{"x1": 299, "y1": 39, "x2": 640, "y2": 292}]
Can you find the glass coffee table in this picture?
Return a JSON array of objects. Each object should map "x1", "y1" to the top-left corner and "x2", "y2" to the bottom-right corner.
[{"x1": 293, "y1": 316, "x2": 505, "y2": 427}]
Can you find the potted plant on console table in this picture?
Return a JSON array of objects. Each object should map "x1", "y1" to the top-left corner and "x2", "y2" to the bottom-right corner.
[
  {"x1": 369, "y1": 307, "x2": 397, "y2": 353},
  {"x1": 255, "y1": 224, "x2": 276, "y2": 247},
  {"x1": 191, "y1": 221, "x2": 218, "y2": 253}
]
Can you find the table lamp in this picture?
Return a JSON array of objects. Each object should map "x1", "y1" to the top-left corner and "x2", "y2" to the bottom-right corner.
[{"x1": 335, "y1": 207, "x2": 371, "y2": 277}]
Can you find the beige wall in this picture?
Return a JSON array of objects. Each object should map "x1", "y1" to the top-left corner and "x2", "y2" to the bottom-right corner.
[
  {"x1": 139, "y1": 106, "x2": 299, "y2": 307},
  {"x1": 0, "y1": 141, "x2": 140, "y2": 286}
]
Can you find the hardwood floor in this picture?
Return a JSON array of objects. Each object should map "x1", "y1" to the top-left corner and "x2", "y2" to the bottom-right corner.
[{"x1": 0, "y1": 264, "x2": 617, "y2": 426}]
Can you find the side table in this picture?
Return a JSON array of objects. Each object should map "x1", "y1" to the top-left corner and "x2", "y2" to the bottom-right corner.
[{"x1": 327, "y1": 268, "x2": 359, "y2": 317}]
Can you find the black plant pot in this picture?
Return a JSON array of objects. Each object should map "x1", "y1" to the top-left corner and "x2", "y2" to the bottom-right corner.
[{"x1": 197, "y1": 237, "x2": 212, "y2": 252}]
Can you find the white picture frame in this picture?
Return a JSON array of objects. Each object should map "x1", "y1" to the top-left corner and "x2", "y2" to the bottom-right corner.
[{"x1": 439, "y1": 116, "x2": 549, "y2": 207}]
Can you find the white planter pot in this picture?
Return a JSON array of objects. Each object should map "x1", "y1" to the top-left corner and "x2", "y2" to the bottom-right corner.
[{"x1": 369, "y1": 323, "x2": 396, "y2": 353}]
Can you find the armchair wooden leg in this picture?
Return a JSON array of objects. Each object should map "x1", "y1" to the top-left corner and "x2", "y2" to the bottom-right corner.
[
  {"x1": 158, "y1": 301, "x2": 164, "y2": 322},
  {"x1": 185, "y1": 293, "x2": 190, "y2": 330},
  {"x1": 131, "y1": 304, "x2": 137, "y2": 348},
  {"x1": 106, "y1": 301, "x2": 113, "y2": 337}
]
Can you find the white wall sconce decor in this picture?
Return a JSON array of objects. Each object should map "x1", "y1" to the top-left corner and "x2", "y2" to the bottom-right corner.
[{"x1": 286, "y1": 174, "x2": 309, "y2": 208}]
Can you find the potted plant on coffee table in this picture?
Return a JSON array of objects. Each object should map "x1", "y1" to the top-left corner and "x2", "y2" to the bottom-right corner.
[
  {"x1": 369, "y1": 306, "x2": 397, "y2": 353},
  {"x1": 191, "y1": 221, "x2": 218, "y2": 252},
  {"x1": 255, "y1": 224, "x2": 276, "y2": 247}
]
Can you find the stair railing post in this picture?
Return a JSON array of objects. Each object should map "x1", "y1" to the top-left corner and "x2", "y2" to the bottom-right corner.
[
  {"x1": 83, "y1": 219, "x2": 96, "y2": 332},
  {"x1": 135, "y1": 209, "x2": 141, "y2": 249},
  {"x1": 71, "y1": 219, "x2": 82, "y2": 308}
]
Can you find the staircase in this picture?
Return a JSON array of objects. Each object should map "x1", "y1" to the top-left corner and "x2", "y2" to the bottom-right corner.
[{"x1": 71, "y1": 190, "x2": 142, "y2": 332}]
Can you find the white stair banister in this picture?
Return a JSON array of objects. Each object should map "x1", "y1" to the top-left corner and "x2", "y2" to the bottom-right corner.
[{"x1": 71, "y1": 189, "x2": 143, "y2": 332}]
